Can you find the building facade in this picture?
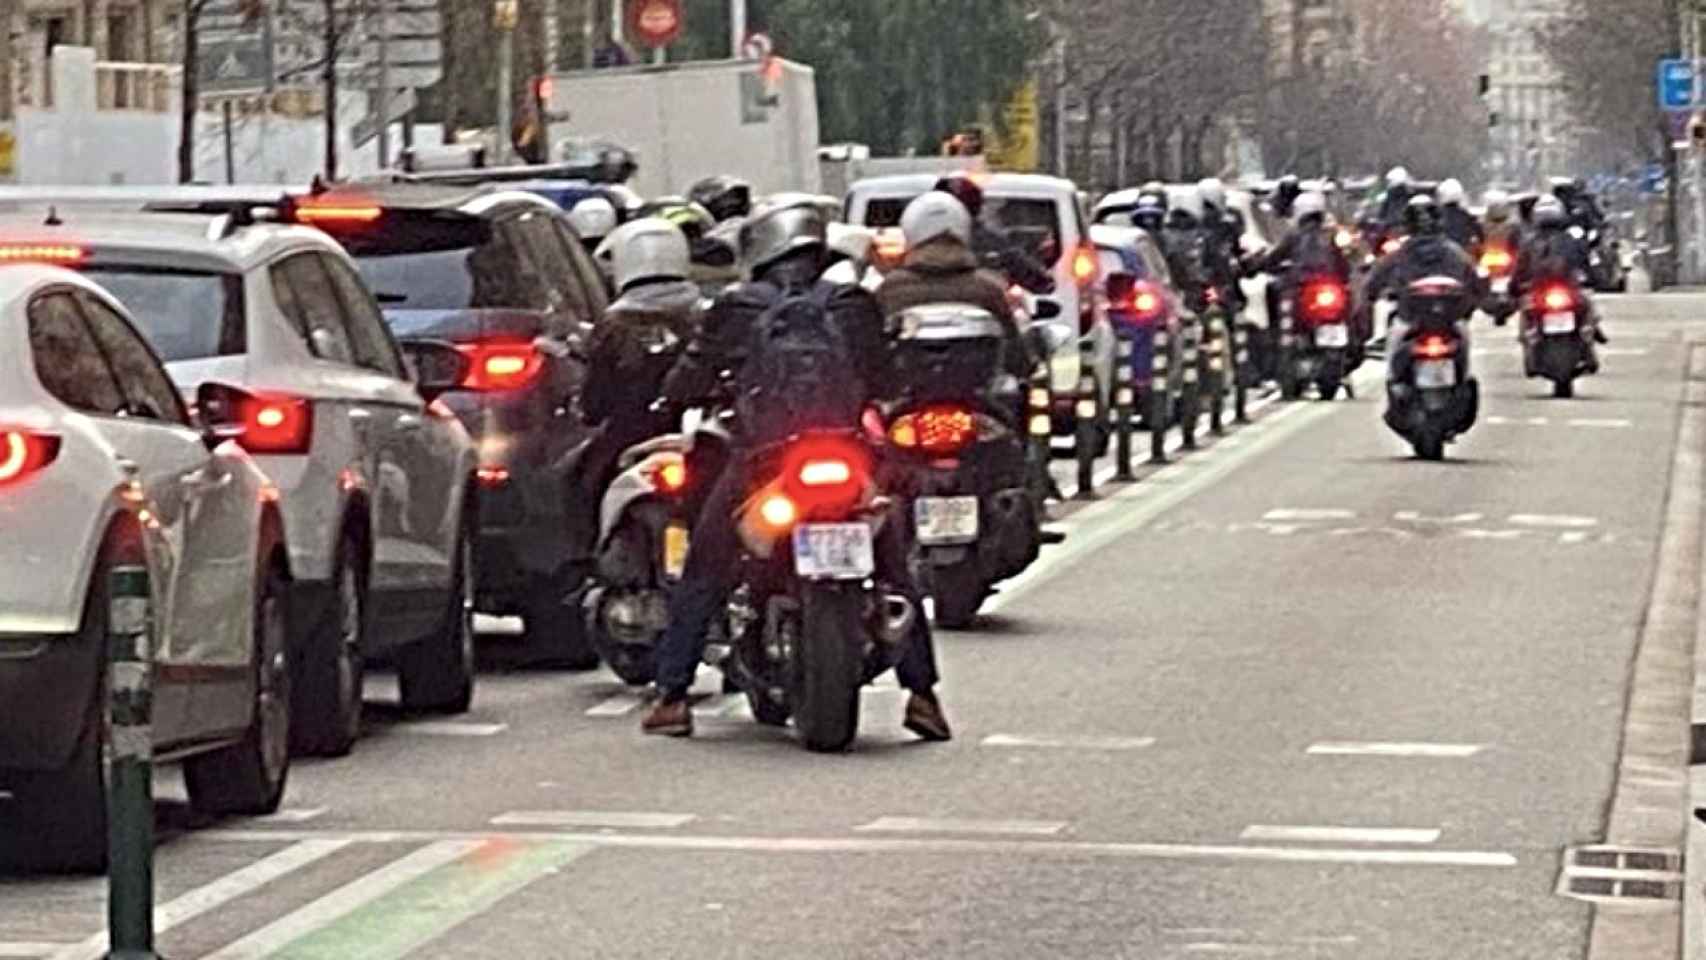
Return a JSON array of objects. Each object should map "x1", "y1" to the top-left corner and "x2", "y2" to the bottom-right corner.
[{"x1": 1480, "y1": 0, "x2": 1573, "y2": 186}]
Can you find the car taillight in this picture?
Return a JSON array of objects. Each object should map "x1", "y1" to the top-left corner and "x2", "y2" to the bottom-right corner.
[
  {"x1": 1302, "y1": 281, "x2": 1346, "y2": 320},
  {"x1": 240, "y1": 396, "x2": 313, "y2": 454},
  {"x1": 0, "y1": 243, "x2": 86, "y2": 264},
  {"x1": 889, "y1": 406, "x2": 977, "y2": 456},
  {"x1": 0, "y1": 430, "x2": 60, "y2": 486},
  {"x1": 1072, "y1": 246, "x2": 1098, "y2": 286},
  {"x1": 292, "y1": 203, "x2": 383, "y2": 226},
  {"x1": 457, "y1": 342, "x2": 545, "y2": 391},
  {"x1": 1540, "y1": 286, "x2": 1574, "y2": 312},
  {"x1": 1414, "y1": 335, "x2": 1457, "y2": 360}
]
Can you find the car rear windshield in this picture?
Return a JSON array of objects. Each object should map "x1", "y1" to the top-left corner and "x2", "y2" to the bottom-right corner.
[
  {"x1": 862, "y1": 197, "x2": 917, "y2": 228},
  {"x1": 1097, "y1": 248, "x2": 1143, "y2": 280},
  {"x1": 84, "y1": 268, "x2": 245, "y2": 362},
  {"x1": 988, "y1": 197, "x2": 1063, "y2": 267},
  {"x1": 353, "y1": 241, "x2": 538, "y2": 312}
]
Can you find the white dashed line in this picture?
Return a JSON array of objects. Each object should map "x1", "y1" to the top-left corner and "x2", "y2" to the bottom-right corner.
[
  {"x1": 854, "y1": 817, "x2": 1070, "y2": 837},
  {"x1": 1569, "y1": 418, "x2": 1634, "y2": 429},
  {"x1": 1508, "y1": 514, "x2": 1599, "y2": 529},
  {"x1": 0, "y1": 946, "x2": 74, "y2": 958},
  {"x1": 1306, "y1": 741, "x2": 1485, "y2": 759},
  {"x1": 981, "y1": 733, "x2": 1157, "y2": 751},
  {"x1": 585, "y1": 692, "x2": 645, "y2": 717},
  {"x1": 490, "y1": 811, "x2": 697, "y2": 829},
  {"x1": 1240, "y1": 825, "x2": 1441, "y2": 845},
  {"x1": 1262, "y1": 508, "x2": 1355, "y2": 521},
  {"x1": 392, "y1": 721, "x2": 509, "y2": 737},
  {"x1": 253, "y1": 807, "x2": 328, "y2": 824}
]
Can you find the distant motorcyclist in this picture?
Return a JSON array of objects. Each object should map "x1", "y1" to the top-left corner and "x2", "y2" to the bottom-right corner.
[
  {"x1": 1130, "y1": 188, "x2": 1201, "y2": 290},
  {"x1": 642, "y1": 199, "x2": 951, "y2": 742},
  {"x1": 567, "y1": 197, "x2": 619, "y2": 255},
  {"x1": 1552, "y1": 177, "x2": 1607, "y2": 233},
  {"x1": 878, "y1": 192, "x2": 1031, "y2": 381},
  {"x1": 934, "y1": 172, "x2": 1056, "y2": 295},
  {"x1": 1511, "y1": 195, "x2": 1607, "y2": 359},
  {"x1": 1376, "y1": 166, "x2": 1415, "y2": 229},
  {"x1": 1482, "y1": 189, "x2": 1522, "y2": 251},
  {"x1": 687, "y1": 175, "x2": 753, "y2": 223},
  {"x1": 1251, "y1": 191, "x2": 1353, "y2": 287},
  {"x1": 1363, "y1": 195, "x2": 1485, "y2": 389},
  {"x1": 1195, "y1": 178, "x2": 1245, "y2": 302},
  {"x1": 1271, "y1": 174, "x2": 1303, "y2": 220},
  {"x1": 1437, "y1": 179, "x2": 1484, "y2": 252}
]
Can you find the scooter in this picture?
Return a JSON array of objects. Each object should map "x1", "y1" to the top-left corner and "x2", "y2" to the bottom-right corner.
[
  {"x1": 1521, "y1": 278, "x2": 1597, "y2": 399},
  {"x1": 1278, "y1": 275, "x2": 1354, "y2": 400},
  {"x1": 1383, "y1": 277, "x2": 1480, "y2": 461},
  {"x1": 1478, "y1": 244, "x2": 1517, "y2": 325}
]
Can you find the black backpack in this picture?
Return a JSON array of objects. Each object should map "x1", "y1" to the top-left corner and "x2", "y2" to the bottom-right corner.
[{"x1": 737, "y1": 283, "x2": 866, "y2": 446}]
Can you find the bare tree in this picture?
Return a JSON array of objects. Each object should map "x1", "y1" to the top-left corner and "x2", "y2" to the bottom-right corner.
[{"x1": 273, "y1": 0, "x2": 377, "y2": 178}]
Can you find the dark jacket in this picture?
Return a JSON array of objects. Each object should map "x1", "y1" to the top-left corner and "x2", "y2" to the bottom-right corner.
[
  {"x1": 1364, "y1": 233, "x2": 1487, "y2": 309},
  {"x1": 972, "y1": 221, "x2": 1055, "y2": 295},
  {"x1": 1510, "y1": 227, "x2": 1590, "y2": 302},
  {"x1": 1254, "y1": 222, "x2": 1351, "y2": 285},
  {"x1": 1198, "y1": 203, "x2": 1245, "y2": 300},
  {"x1": 582, "y1": 278, "x2": 701, "y2": 425},
  {"x1": 1441, "y1": 205, "x2": 1485, "y2": 253},
  {"x1": 1377, "y1": 185, "x2": 1413, "y2": 228},
  {"x1": 877, "y1": 238, "x2": 1029, "y2": 379}
]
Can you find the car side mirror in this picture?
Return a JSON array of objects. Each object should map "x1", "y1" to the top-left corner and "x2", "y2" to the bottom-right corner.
[
  {"x1": 1032, "y1": 297, "x2": 1064, "y2": 321},
  {"x1": 1025, "y1": 320, "x2": 1074, "y2": 358},
  {"x1": 398, "y1": 339, "x2": 470, "y2": 401},
  {"x1": 194, "y1": 381, "x2": 252, "y2": 450},
  {"x1": 1105, "y1": 272, "x2": 1136, "y2": 303}
]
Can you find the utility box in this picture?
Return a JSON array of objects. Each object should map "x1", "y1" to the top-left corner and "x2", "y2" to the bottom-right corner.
[{"x1": 544, "y1": 58, "x2": 820, "y2": 198}]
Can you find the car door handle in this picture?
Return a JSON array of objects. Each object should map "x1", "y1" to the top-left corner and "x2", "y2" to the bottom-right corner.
[
  {"x1": 349, "y1": 408, "x2": 373, "y2": 423},
  {"x1": 396, "y1": 414, "x2": 423, "y2": 432}
]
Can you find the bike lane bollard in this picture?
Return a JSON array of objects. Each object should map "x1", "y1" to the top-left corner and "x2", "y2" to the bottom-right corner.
[
  {"x1": 1025, "y1": 382, "x2": 1058, "y2": 502},
  {"x1": 1277, "y1": 301, "x2": 1299, "y2": 399},
  {"x1": 1205, "y1": 313, "x2": 1227, "y2": 436},
  {"x1": 107, "y1": 559, "x2": 160, "y2": 960},
  {"x1": 1179, "y1": 319, "x2": 1201, "y2": 450},
  {"x1": 1074, "y1": 373, "x2": 1098, "y2": 500},
  {"x1": 1149, "y1": 329, "x2": 1171, "y2": 464},
  {"x1": 1232, "y1": 320, "x2": 1252, "y2": 423},
  {"x1": 1112, "y1": 336, "x2": 1137, "y2": 481}
]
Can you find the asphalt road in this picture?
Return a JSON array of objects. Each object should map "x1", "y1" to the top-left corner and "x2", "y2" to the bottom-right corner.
[{"x1": 4, "y1": 295, "x2": 1701, "y2": 959}]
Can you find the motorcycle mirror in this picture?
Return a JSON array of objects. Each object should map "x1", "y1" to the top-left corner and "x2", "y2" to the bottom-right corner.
[
  {"x1": 1032, "y1": 297, "x2": 1064, "y2": 321},
  {"x1": 1105, "y1": 272, "x2": 1137, "y2": 302}
]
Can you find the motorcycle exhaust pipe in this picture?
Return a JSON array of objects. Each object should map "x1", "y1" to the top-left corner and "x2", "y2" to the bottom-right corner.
[{"x1": 876, "y1": 594, "x2": 917, "y2": 645}]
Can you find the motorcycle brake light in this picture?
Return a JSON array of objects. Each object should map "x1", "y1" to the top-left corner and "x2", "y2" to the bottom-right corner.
[
  {"x1": 1303, "y1": 282, "x2": 1345, "y2": 318},
  {"x1": 1480, "y1": 248, "x2": 1513, "y2": 273},
  {"x1": 1414, "y1": 336, "x2": 1456, "y2": 360},
  {"x1": 0, "y1": 430, "x2": 60, "y2": 486},
  {"x1": 759, "y1": 493, "x2": 797, "y2": 528},
  {"x1": 656, "y1": 460, "x2": 687, "y2": 492},
  {"x1": 1072, "y1": 246, "x2": 1098, "y2": 286},
  {"x1": 1380, "y1": 238, "x2": 1403, "y2": 256},
  {"x1": 890, "y1": 406, "x2": 977, "y2": 456},
  {"x1": 456, "y1": 342, "x2": 545, "y2": 391},
  {"x1": 1541, "y1": 287, "x2": 1574, "y2": 312},
  {"x1": 798, "y1": 459, "x2": 853, "y2": 487}
]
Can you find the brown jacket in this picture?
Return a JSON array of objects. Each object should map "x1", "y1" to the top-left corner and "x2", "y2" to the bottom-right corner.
[{"x1": 877, "y1": 239, "x2": 1029, "y2": 377}]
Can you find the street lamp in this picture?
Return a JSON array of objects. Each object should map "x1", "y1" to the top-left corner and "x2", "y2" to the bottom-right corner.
[{"x1": 494, "y1": 0, "x2": 519, "y2": 164}]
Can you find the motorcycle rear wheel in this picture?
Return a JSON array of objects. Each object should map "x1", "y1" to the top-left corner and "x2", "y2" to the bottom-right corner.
[
  {"x1": 792, "y1": 584, "x2": 865, "y2": 753},
  {"x1": 931, "y1": 561, "x2": 989, "y2": 629},
  {"x1": 1412, "y1": 431, "x2": 1446, "y2": 461},
  {"x1": 1552, "y1": 377, "x2": 1575, "y2": 399}
]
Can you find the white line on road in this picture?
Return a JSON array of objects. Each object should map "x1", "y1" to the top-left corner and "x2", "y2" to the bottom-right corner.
[
  {"x1": 854, "y1": 817, "x2": 1070, "y2": 836},
  {"x1": 981, "y1": 733, "x2": 1157, "y2": 751},
  {"x1": 490, "y1": 811, "x2": 697, "y2": 829},
  {"x1": 1569, "y1": 418, "x2": 1635, "y2": 429},
  {"x1": 201, "y1": 840, "x2": 482, "y2": 960},
  {"x1": 392, "y1": 721, "x2": 509, "y2": 737},
  {"x1": 253, "y1": 807, "x2": 328, "y2": 823},
  {"x1": 585, "y1": 692, "x2": 645, "y2": 717},
  {"x1": 49, "y1": 839, "x2": 355, "y2": 960},
  {"x1": 1240, "y1": 825, "x2": 1442, "y2": 845},
  {"x1": 1306, "y1": 741, "x2": 1486, "y2": 759},
  {"x1": 1262, "y1": 508, "x2": 1356, "y2": 521},
  {"x1": 0, "y1": 946, "x2": 71, "y2": 958},
  {"x1": 202, "y1": 827, "x2": 1520, "y2": 868},
  {"x1": 1508, "y1": 514, "x2": 1600, "y2": 529}
]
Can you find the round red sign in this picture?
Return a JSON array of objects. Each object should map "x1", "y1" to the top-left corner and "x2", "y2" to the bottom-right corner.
[{"x1": 628, "y1": 0, "x2": 683, "y2": 49}]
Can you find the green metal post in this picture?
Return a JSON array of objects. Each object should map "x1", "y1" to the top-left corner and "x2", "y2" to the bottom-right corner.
[
  {"x1": 1113, "y1": 337, "x2": 1136, "y2": 481},
  {"x1": 106, "y1": 559, "x2": 159, "y2": 960}
]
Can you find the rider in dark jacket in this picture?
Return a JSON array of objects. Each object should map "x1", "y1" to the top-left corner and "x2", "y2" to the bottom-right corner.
[
  {"x1": 1364, "y1": 195, "x2": 1486, "y2": 389},
  {"x1": 1270, "y1": 174, "x2": 1302, "y2": 220},
  {"x1": 1511, "y1": 195, "x2": 1607, "y2": 362},
  {"x1": 1251, "y1": 191, "x2": 1352, "y2": 286},
  {"x1": 1437, "y1": 178, "x2": 1485, "y2": 253},
  {"x1": 935, "y1": 173, "x2": 1056, "y2": 295}
]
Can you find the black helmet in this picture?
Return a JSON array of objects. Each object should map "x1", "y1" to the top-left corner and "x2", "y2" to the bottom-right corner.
[
  {"x1": 933, "y1": 173, "x2": 986, "y2": 218},
  {"x1": 1404, "y1": 194, "x2": 1442, "y2": 235},
  {"x1": 688, "y1": 175, "x2": 753, "y2": 222},
  {"x1": 1276, "y1": 174, "x2": 1301, "y2": 198}
]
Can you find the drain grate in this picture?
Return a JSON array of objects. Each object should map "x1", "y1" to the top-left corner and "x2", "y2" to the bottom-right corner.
[{"x1": 1557, "y1": 845, "x2": 1683, "y2": 904}]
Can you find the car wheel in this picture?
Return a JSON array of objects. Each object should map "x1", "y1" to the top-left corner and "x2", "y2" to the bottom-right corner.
[
  {"x1": 292, "y1": 533, "x2": 365, "y2": 757},
  {"x1": 185, "y1": 547, "x2": 291, "y2": 816},
  {"x1": 398, "y1": 525, "x2": 477, "y2": 714},
  {"x1": 523, "y1": 590, "x2": 601, "y2": 671}
]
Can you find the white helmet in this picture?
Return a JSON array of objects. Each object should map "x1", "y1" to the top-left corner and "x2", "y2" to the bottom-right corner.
[
  {"x1": 567, "y1": 197, "x2": 618, "y2": 243},
  {"x1": 1533, "y1": 195, "x2": 1568, "y2": 227},
  {"x1": 1196, "y1": 178, "x2": 1226, "y2": 208},
  {"x1": 900, "y1": 192, "x2": 972, "y2": 250},
  {"x1": 1386, "y1": 166, "x2": 1411, "y2": 188},
  {"x1": 1437, "y1": 178, "x2": 1466, "y2": 206},
  {"x1": 1293, "y1": 191, "x2": 1327, "y2": 222},
  {"x1": 1484, "y1": 188, "x2": 1511, "y2": 221},
  {"x1": 610, "y1": 217, "x2": 690, "y2": 292}
]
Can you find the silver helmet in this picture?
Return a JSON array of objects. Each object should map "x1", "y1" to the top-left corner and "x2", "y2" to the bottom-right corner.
[
  {"x1": 900, "y1": 192, "x2": 972, "y2": 249},
  {"x1": 610, "y1": 217, "x2": 690, "y2": 292},
  {"x1": 740, "y1": 198, "x2": 828, "y2": 274},
  {"x1": 567, "y1": 197, "x2": 618, "y2": 243}
]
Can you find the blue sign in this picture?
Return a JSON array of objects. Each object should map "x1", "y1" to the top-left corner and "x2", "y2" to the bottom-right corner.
[{"x1": 1660, "y1": 58, "x2": 1697, "y2": 110}]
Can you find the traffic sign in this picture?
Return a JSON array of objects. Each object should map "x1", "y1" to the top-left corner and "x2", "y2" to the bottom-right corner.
[
  {"x1": 628, "y1": 0, "x2": 683, "y2": 49},
  {"x1": 1659, "y1": 58, "x2": 1696, "y2": 110}
]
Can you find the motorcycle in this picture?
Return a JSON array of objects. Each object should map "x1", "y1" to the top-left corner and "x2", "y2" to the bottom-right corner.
[
  {"x1": 1383, "y1": 277, "x2": 1480, "y2": 461},
  {"x1": 883, "y1": 305, "x2": 1070, "y2": 627},
  {"x1": 1277, "y1": 275, "x2": 1354, "y2": 401},
  {"x1": 1478, "y1": 244, "x2": 1517, "y2": 325},
  {"x1": 1520, "y1": 277, "x2": 1597, "y2": 399},
  {"x1": 1576, "y1": 225, "x2": 1628, "y2": 293}
]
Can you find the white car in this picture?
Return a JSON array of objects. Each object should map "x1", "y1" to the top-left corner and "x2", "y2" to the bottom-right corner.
[
  {"x1": 0, "y1": 263, "x2": 291, "y2": 872},
  {"x1": 0, "y1": 200, "x2": 480, "y2": 758},
  {"x1": 845, "y1": 173, "x2": 1116, "y2": 453}
]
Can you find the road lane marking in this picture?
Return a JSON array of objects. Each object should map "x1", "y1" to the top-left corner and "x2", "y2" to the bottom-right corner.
[
  {"x1": 49, "y1": 839, "x2": 355, "y2": 960},
  {"x1": 1240, "y1": 825, "x2": 1441, "y2": 845},
  {"x1": 0, "y1": 946, "x2": 72, "y2": 958},
  {"x1": 1509, "y1": 514, "x2": 1599, "y2": 529},
  {"x1": 392, "y1": 721, "x2": 509, "y2": 737},
  {"x1": 854, "y1": 817, "x2": 1070, "y2": 836},
  {"x1": 585, "y1": 692, "x2": 645, "y2": 717},
  {"x1": 1262, "y1": 508, "x2": 1355, "y2": 521},
  {"x1": 254, "y1": 807, "x2": 328, "y2": 824},
  {"x1": 1570, "y1": 418, "x2": 1634, "y2": 428},
  {"x1": 1392, "y1": 511, "x2": 1483, "y2": 525},
  {"x1": 202, "y1": 828, "x2": 1519, "y2": 868},
  {"x1": 242, "y1": 840, "x2": 596, "y2": 960},
  {"x1": 201, "y1": 840, "x2": 483, "y2": 960},
  {"x1": 490, "y1": 811, "x2": 696, "y2": 829},
  {"x1": 981, "y1": 733, "x2": 1157, "y2": 751},
  {"x1": 1306, "y1": 741, "x2": 1485, "y2": 759}
]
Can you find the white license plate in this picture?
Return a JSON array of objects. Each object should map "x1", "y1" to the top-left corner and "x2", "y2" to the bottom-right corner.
[
  {"x1": 915, "y1": 496, "x2": 979, "y2": 545},
  {"x1": 1542, "y1": 311, "x2": 1576, "y2": 334},
  {"x1": 1314, "y1": 324, "x2": 1349, "y2": 348},
  {"x1": 792, "y1": 523, "x2": 875, "y2": 580},
  {"x1": 1415, "y1": 359, "x2": 1456, "y2": 389}
]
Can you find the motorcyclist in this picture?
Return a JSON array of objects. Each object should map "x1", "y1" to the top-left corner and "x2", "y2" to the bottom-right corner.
[
  {"x1": 1552, "y1": 177, "x2": 1607, "y2": 233},
  {"x1": 1195, "y1": 178, "x2": 1245, "y2": 301},
  {"x1": 687, "y1": 175, "x2": 753, "y2": 223},
  {"x1": 1376, "y1": 166, "x2": 1415, "y2": 229},
  {"x1": 1130, "y1": 188, "x2": 1201, "y2": 290},
  {"x1": 934, "y1": 172, "x2": 1056, "y2": 295},
  {"x1": 1271, "y1": 174, "x2": 1303, "y2": 220},
  {"x1": 641, "y1": 199, "x2": 952, "y2": 742},
  {"x1": 877, "y1": 192, "x2": 1032, "y2": 381},
  {"x1": 1251, "y1": 191, "x2": 1353, "y2": 289},
  {"x1": 566, "y1": 196, "x2": 618, "y2": 255},
  {"x1": 1482, "y1": 189, "x2": 1522, "y2": 252},
  {"x1": 1437, "y1": 179, "x2": 1484, "y2": 252},
  {"x1": 1363, "y1": 195, "x2": 1485, "y2": 393},
  {"x1": 1511, "y1": 195, "x2": 1607, "y2": 362}
]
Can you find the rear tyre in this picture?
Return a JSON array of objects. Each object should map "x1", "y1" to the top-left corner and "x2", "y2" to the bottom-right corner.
[
  {"x1": 397, "y1": 526, "x2": 476, "y2": 714},
  {"x1": 792, "y1": 585, "x2": 864, "y2": 753},
  {"x1": 1316, "y1": 376, "x2": 1342, "y2": 401},
  {"x1": 1413, "y1": 432, "x2": 1446, "y2": 461},
  {"x1": 292, "y1": 533, "x2": 365, "y2": 758},
  {"x1": 1552, "y1": 377, "x2": 1575, "y2": 399},
  {"x1": 186, "y1": 550, "x2": 292, "y2": 816},
  {"x1": 930, "y1": 562, "x2": 988, "y2": 629}
]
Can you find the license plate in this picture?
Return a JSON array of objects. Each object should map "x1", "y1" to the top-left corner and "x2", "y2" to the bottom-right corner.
[
  {"x1": 1542, "y1": 311, "x2": 1576, "y2": 334},
  {"x1": 1314, "y1": 324, "x2": 1349, "y2": 348},
  {"x1": 915, "y1": 496, "x2": 979, "y2": 546},
  {"x1": 792, "y1": 523, "x2": 875, "y2": 580},
  {"x1": 662, "y1": 523, "x2": 690, "y2": 579},
  {"x1": 1415, "y1": 359, "x2": 1456, "y2": 388}
]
